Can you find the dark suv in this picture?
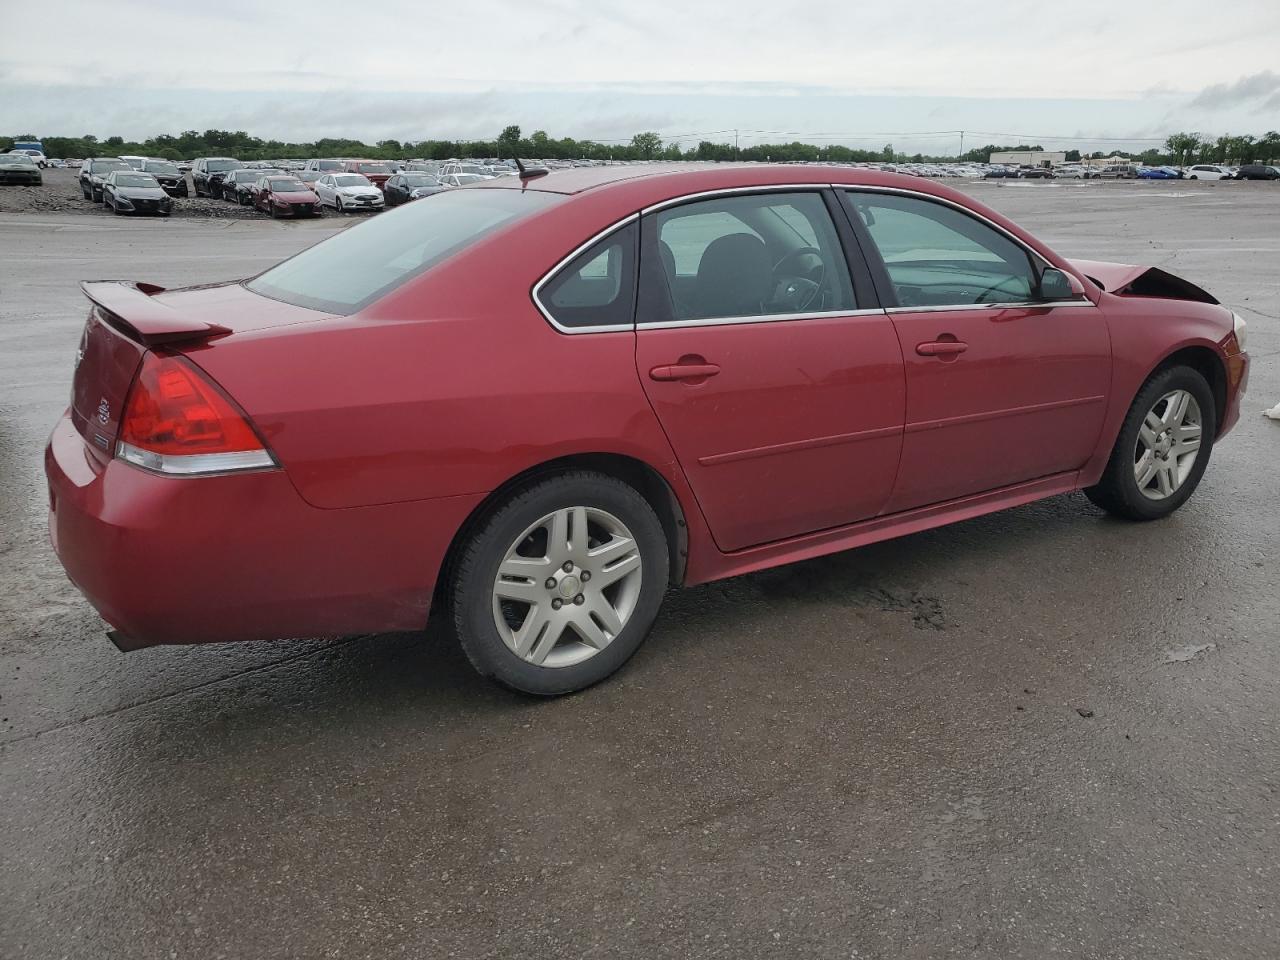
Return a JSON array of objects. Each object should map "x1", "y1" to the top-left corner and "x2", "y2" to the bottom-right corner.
[
  {"x1": 192, "y1": 157, "x2": 244, "y2": 197},
  {"x1": 1236, "y1": 164, "x2": 1280, "y2": 180},
  {"x1": 138, "y1": 158, "x2": 189, "y2": 197},
  {"x1": 79, "y1": 157, "x2": 133, "y2": 202}
]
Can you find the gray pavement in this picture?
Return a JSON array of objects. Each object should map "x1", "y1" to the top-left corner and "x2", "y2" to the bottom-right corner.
[{"x1": 1, "y1": 182, "x2": 1278, "y2": 959}]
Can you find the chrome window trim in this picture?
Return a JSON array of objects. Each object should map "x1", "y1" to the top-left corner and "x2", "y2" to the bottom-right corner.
[
  {"x1": 883, "y1": 301, "x2": 1098, "y2": 315},
  {"x1": 531, "y1": 213, "x2": 640, "y2": 334},
  {"x1": 531, "y1": 181, "x2": 1098, "y2": 335},
  {"x1": 640, "y1": 183, "x2": 832, "y2": 215},
  {"x1": 640, "y1": 308, "x2": 886, "y2": 331}
]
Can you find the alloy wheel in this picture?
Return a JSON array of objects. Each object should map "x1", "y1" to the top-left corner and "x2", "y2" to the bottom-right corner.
[
  {"x1": 1134, "y1": 388, "x2": 1202, "y2": 500},
  {"x1": 492, "y1": 506, "x2": 643, "y2": 668}
]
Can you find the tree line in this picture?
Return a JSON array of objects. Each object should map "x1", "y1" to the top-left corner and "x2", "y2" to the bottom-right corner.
[{"x1": 4, "y1": 125, "x2": 1277, "y2": 165}]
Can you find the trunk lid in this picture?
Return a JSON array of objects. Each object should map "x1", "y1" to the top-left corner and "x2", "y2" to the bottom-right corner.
[{"x1": 70, "y1": 281, "x2": 331, "y2": 462}]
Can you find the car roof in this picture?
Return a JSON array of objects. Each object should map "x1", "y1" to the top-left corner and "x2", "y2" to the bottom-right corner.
[{"x1": 476, "y1": 162, "x2": 976, "y2": 209}]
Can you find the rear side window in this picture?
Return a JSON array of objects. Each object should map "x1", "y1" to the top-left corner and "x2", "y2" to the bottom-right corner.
[
  {"x1": 248, "y1": 188, "x2": 560, "y2": 315},
  {"x1": 647, "y1": 191, "x2": 855, "y2": 323},
  {"x1": 537, "y1": 221, "x2": 638, "y2": 330}
]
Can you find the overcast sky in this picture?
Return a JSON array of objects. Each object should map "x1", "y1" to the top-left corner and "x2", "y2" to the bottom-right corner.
[{"x1": 3, "y1": 0, "x2": 1278, "y2": 150}]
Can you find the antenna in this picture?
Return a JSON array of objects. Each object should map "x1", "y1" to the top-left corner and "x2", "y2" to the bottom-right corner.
[{"x1": 515, "y1": 158, "x2": 549, "y2": 180}]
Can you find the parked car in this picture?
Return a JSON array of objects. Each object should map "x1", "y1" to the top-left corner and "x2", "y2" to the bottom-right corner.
[
  {"x1": 252, "y1": 176, "x2": 321, "y2": 218},
  {"x1": 138, "y1": 158, "x2": 189, "y2": 197},
  {"x1": 383, "y1": 173, "x2": 447, "y2": 206},
  {"x1": 441, "y1": 173, "x2": 486, "y2": 187},
  {"x1": 1099, "y1": 163, "x2": 1140, "y2": 179},
  {"x1": 101, "y1": 171, "x2": 173, "y2": 216},
  {"x1": 303, "y1": 158, "x2": 347, "y2": 174},
  {"x1": 1053, "y1": 165, "x2": 1087, "y2": 179},
  {"x1": 0, "y1": 152, "x2": 43, "y2": 185},
  {"x1": 295, "y1": 169, "x2": 324, "y2": 189},
  {"x1": 119, "y1": 155, "x2": 148, "y2": 171},
  {"x1": 441, "y1": 161, "x2": 492, "y2": 179},
  {"x1": 222, "y1": 168, "x2": 278, "y2": 204},
  {"x1": 1186, "y1": 164, "x2": 1233, "y2": 181},
  {"x1": 1019, "y1": 166, "x2": 1054, "y2": 179},
  {"x1": 1137, "y1": 167, "x2": 1179, "y2": 179},
  {"x1": 79, "y1": 157, "x2": 133, "y2": 201},
  {"x1": 341, "y1": 160, "x2": 394, "y2": 191},
  {"x1": 1235, "y1": 164, "x2": 1280, "y2": 180},
  {"x1": 983, "y1": 166, "x2": 1018, "y2": 179},
  {"x1": 314, "y1": 173, "x2": 385, "y2": 212},
  {"x1": 192, "y1": 157, "x2": 244, "y2": 198},
  {"x1": 8, "y1": 148, "x2": 48, "y2": 168},
  {"x1": 45, "y1": 166, "x2": 1249, "y2": 695}
]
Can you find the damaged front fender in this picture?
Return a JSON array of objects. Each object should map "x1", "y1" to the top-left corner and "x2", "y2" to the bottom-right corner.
[{"x1": 1069, "y1": 259, "x2": 1219, "y2": 304}]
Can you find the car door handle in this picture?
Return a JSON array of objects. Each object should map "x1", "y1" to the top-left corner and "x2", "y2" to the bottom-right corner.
[
  {"x1": 916, "y1": 340, "x2": 969, "y2": 357},
  {"x1": 649, "y1": 361, "x2": 721, "y2": 381}
]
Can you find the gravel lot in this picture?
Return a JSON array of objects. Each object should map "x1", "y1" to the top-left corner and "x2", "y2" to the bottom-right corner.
[
  {"x1": 0, "y1": 166, "x2": 353, "y2": 219},
  {"x1": 1, "y1": 179, "x2": 1278, "y2": 959}
]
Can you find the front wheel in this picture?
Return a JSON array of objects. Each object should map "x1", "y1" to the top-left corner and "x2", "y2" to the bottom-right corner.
[
  {"x1": 1084, "y1": 365, "x2": 1215, "y2": 521},
  {"x1": 450, "y1": 472, "x2": 669, "y2": 695},
  {"x1": 335, "y1": 196, "x2": 344, "y2": 213}
]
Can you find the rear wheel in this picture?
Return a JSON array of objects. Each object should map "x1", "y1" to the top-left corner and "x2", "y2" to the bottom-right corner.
[
  {"x1": 1084, "y1": 365, "x2": 1215, "y2": 521},
  {"x1": 450, "y1": 472, "x2": 669, "y2": 695}
]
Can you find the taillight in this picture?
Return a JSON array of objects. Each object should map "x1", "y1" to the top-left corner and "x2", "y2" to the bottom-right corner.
[{"x1": 116, "y1": 352, "x2": 275, "y2": 475}]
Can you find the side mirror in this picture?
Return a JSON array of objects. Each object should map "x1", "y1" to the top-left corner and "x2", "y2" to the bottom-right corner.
[{"x1": 1039, "y1": 267, "x2": 1084, "y2": 301}]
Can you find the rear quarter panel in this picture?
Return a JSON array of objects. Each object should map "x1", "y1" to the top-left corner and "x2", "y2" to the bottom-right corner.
[{"x1": 185, "y1": 198, "x2": 681, "y2": 511}]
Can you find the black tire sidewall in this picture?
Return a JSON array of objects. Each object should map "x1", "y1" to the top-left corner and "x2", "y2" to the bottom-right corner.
[
  {"x1": 1103, "y1": 365, "x2": 1216, "y2": 519},
  {"x1": 453, "y1": 473, "x2": 669, "y2": 696}
]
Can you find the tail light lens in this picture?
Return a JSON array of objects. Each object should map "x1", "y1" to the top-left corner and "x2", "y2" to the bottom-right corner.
[{"x1": 117, "y1": 352, "x2": 276, "y2": 475}]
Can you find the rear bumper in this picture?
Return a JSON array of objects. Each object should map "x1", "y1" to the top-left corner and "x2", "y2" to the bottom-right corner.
[{"x1": 45, "y1": 413, "x2": 483, "y2": 649}]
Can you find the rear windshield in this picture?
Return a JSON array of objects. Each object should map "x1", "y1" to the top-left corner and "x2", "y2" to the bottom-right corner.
[
  {"x1": 316, "y1": 159, "x2": 344, "y2": 170},
  {"x1": 145, "y1": 162, "x2": 180, "y2": 176},
  {"x1": 207, "y1": 159, "x2": 242, "y2": 172},
  {"x1": 358, "y1": 163, "x2": 391, "y2": 174},
  {"x1": 247, "y1": 188, "x2": 560, "y2": 314},
  {"x1": 92, "y1": 159, "x2": 131, "y2": 172}
]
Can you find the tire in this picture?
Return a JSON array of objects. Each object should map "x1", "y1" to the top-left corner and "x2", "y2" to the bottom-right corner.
[
  {"x1": 335, "y1": 196, "x2": 344, "y2": 213},
  {"x1": 1084, "y1": 365, "x2": 1216, "y2": 521},
  {"x1": 451, "y1": 471, "x2": 670, "y2": 696},
  {"x1": 269, "y1": 204, "x2": 277, "y2": 219},
  {"x1": 1189, "y1": 175, "x2": 1198, "y2": 180}
]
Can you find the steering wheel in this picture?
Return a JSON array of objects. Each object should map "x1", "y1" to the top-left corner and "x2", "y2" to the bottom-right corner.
[{"x1": 771, "y1": 246, "x2": 825, "y2": 312}]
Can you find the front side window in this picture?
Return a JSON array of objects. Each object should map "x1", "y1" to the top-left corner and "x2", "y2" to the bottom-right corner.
[
  {"x1": 846, "y1": 191, "x2": 1039, "y2": 307},
  {"x1": 538, "y1": 221, "x2": 638, "y2": 330},
  {"x1": 248, "y1": 188, "x2": 560, "y2": 314},
  {"x1": 647, "y1": 191, "x2": 855, "y2": 323}
]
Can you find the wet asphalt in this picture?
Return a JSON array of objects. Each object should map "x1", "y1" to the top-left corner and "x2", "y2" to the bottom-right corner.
[{"x1": 1, "y1": 181, "x2": 1278, "y2": 959}]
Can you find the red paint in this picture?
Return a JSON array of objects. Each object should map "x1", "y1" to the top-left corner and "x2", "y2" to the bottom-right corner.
[{"x1": 45, "y1": 165, "x2": 1249, "y2": 650}]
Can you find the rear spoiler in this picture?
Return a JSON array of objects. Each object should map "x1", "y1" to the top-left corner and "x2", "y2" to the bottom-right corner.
[{"x1": 80, "y1": 281, "x2": 231, "y2": 346}]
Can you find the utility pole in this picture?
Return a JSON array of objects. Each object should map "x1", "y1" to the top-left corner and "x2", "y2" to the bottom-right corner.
[
  {"x1": 959, "y1": 130, "x2": 965, "y2": 161},
  {"x1": 734, "y1": 129, "x2": 739, "y2": 159}
]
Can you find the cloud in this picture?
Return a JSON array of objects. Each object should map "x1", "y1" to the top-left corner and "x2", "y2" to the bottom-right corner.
[{"x1": 1190, "y1": 71, "x2": 1280, "y2": 109}]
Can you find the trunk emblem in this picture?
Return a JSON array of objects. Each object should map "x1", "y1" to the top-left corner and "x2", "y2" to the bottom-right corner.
[{"x1": 97, "y1": 398, "x2": 111, "y2": 425}]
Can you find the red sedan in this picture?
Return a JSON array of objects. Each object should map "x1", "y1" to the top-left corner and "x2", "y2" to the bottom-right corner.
[
  {"x1": 341, "y1": 160, "x2": 394, "y2": 191},
  {"x1": 45, "y1": 165, "x2": 1249, "y2": 695},
  {"x1": 252, "y1": 175, "x2": 321, "y2": 218}
]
